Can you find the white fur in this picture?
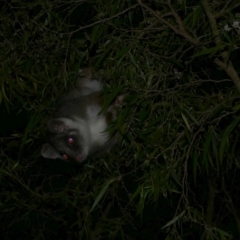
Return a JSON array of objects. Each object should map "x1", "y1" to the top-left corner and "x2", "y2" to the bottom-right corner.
[
  {"x1": 77, "y1": 78, "x2": 103, "y2": 96},
  {"x1": 87, "y1": 104, "x2": 108, "y2": 145},
  {"x1": 56, "y1": 117, "x2": 89, "y2": 135},
  {"x1": 83, "y1": 79, "x2": 102, "y2": 92}
]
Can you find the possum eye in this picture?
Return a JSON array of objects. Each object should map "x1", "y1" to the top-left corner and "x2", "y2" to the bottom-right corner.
[
  {"x1": 67, "y1": 137, "x2": 74, "y2": 145},
  {"x1": 62, "y1": 154, "x2": 69, "y2": 160}
]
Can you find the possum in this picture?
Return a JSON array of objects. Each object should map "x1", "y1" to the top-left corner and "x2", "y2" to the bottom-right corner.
[{"x1": 41, "y1": 68, "x2": 123, "y2": 162}]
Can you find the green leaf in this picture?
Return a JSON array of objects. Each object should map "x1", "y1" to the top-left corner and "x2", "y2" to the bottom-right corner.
[
  {"x1": 110, "y1": 1, "x2": 118, "y2": 15},
  {"x1": 91, "y1": 25, "x2": 100, "y2": 44},
  {"x1": 232, "y1": 103, "x2": 240, "y2": 111},
  {"x1": 183, "y1": 107, "x2": 199, "y2": 125},
  {"x1": 170, "y1": 170, "x2": 181, "y2": 187},
  {"x1": 222, "y1": 30, "x2": 232, "y2": 44},
  {"x1": 139, "y1": 108, "x2": 150, "y2": 125},
  {"x1": 116, "y1": 46, "x2": 132, "y2": 66},
  {"x1": 102, "y1": 85, "x2": 124, "y2": 112},
  {"x1": 115, "y1": 46, "x2": 131, "y2": 59},
  {"x1": 192, "y1": 46, "x2": 221, "y2": 58},
  {"x1": 20, "y1": 114, "x2": 42, "y2": 154},
  {"x1": 203, "y1": 130, "x2": 213, "y2": 168},
  {"x1": 209, "y1": 105, "x2": 223, "y2": 120},
  {"x1": 118, "y1": 107, "x2": 131, "y2": 127},
  {"x1": 162, "y1": 211, "x2": 185, "y2": 229},
  {"x1": 164, "y1": 58, "x2": 184, "y2": 68},
  {"x1": 90, "y1": 178, "x2": 116, "y2": 212},
  {"x1": 181, "y1": 112, "x2": 192, "y2": 132},
  {"x1": 192, "y1": 6, "x2": 202, "y2": 27},
  {"x1": 131, "y1": 183, "x2": 144, "y2": 201},
  {"x1": 211, "y1": 133, "x2": 219, "y2": 171},
  {"x1": 219, "y1": 116, "x2": 240, "y2": 163},
  {"x1": 95, "y1": 45, "x2": 112, "y2": 68},
  {"x1": 129, "y1": 52, "x2": 139, "y2": 69},
  {"x1": 193, "y1": 149, "x2": 198, "y2": 185}
]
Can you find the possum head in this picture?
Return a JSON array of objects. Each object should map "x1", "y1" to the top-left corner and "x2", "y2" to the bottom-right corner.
[{"x1": 41, "y1": 117, "x2": 91, "y2": 162}]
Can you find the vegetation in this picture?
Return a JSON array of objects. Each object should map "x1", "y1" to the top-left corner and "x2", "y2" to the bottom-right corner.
[{"x1": 1, "y1": 0, "x2": 240, "y2": 239}]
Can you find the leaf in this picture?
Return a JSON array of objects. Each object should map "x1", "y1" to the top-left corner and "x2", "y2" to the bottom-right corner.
[
  {"x1": 139, "y1": 108, "x2": 150, "y2": 125},
  {"x1": 215, "y1": 227, "x2": 232, "y2": 237},
  {"x1": 1, "y1": 84, "x2": 10, "y2": 102},
  {"x1": 181, "y1": 112, "x2": 192, "y2": 132},
  {"x1": 118, "y1": 107, "x2": 131, "y2": 127},
  {"x1": 164, "y1": 58, "x2": 184, "y2": 68},
  {"x1": 90, "y1": 178, "x2": 116, "y2": 212},
  {"x1": 203, "y1": 130, "x2": 213, "y2": 168},
  {"x1": 192, "y1": 6, "x2": 202, "y2": 28},
  {"x1": 232, "y1": 103, "x2": 240, "y2": 111},
  {"x1": 110, "y1": 1, "x2": 118, "y2": 15},
  {"x1": 219, "y1": 116, "x2": 240, "y2": 163},
  {"x1": 128, "y1": 52, "x2": 139, "y2": 69},
  {"x1": 183, "y1": 107, "x2": 199, "y2": 125},
  {"x1": 116, "y1": 46, "x2": 132, "y2": 66},
  {"x1": 102, "y1": 85, "x2": 124, "y2": 111},
  {"x1": 209, "y1": 105, "x2": 223, "y2": 120},
  {"x1": 95, "y1": 45, "x2": 112, "y2": 68},
  {"x1": 162, "y1": 211, "x2": 185, "y2": 229},
  {"x1": 33, "y1": 82, "x2": 37, "y2": 93},
  {"x1": 193, "y1": 149, "x2": 198, "y2": 185},
  {"x1": 150, "y1": 127, "x2": 162, "y2": 144},
  {"x1": 12, "y1": 161, "x2": 19, "y2": 171},
  {"x1": 192, "y1": 46, "x2": 221, "y2": 58},
  {"x1": 222, "y1": 30, "x2": 232, "y2": 44},
  {"x1": 91, "y1": 25, "x2": 100, "y2": 44},
  {"x1": 170, "y1": 170, "x2": 181, "y2": 187},
  {"x1": 115, "y1": 46, "x2": 131, "y2": 60},
  {"x1": 20, "y1": 114, "x2": 42, "y2": 154},
  {"x1": 0, "y1": 90, "x2": 2, "y2": 104},
  {"x1": 211, "y1": 133, "x2": 219, "y2": 171},
  {"x1": 130, "y1": 184, "x2": 144, "y2": 201},
  {"x1": 125, "y1": 93, "x2": 139, "y2": 104}
]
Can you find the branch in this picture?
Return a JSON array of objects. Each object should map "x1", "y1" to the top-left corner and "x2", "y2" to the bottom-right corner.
[
  {"x1": 167, "y1": 0, "x2": 186, "y2": 33},
  {"x1": 201, "y1": 0, "x2": 240, "y2": 93},
  {"x1": 214, "y1": 58, "x2": 240, "y2": 93},
  {"x1": 215, "y1": 2, "x2": 240, "y2": 18},
  {"x1": 31, "y1": 3, "x2": 140, "y2": 35},
  {"x1": 139, "y1": 1, "x2": 199, "y2": 46},
  {"x1": 201, "y1": 0, "x2": 221, "y2": 45}
]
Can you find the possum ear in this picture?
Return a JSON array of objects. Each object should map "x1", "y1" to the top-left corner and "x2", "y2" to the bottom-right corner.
[{"x1": 41, "y1": 143, "x2": 59, "y2": 159}]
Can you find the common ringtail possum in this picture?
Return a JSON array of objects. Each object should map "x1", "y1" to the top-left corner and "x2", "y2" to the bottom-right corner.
[{"x1": 41, "y1": 68, "x2": 123, "y2": 162}]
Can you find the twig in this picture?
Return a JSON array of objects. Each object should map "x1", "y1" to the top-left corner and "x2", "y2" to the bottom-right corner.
[
  {"x1": 140, "y1": 2, "x2": 199, "y2": 45},
  {"x1": 215, "y1": 2, "x2": 240, "y2": 18},
  {"x1": 214, "y1": 0, "x2": 232, "y2": 19},
  {"x1": 201, "y1": 0, "x2": 240, "y2": 93},
  {"x1": 205, "y1": 178, "x2": 216, "y2": 225},
  {"x1": 222, "y1": 175, "x2": 240, "y2": 236},
  {"x1": 31, "y1": 3, "x2": 140, "y2": 35},
  {"x1": 214, "y1": 58, "x2": 240, "y2": 93},
  {"x1": 201, "y1": 0, "x2": 221, "y2": 45},
  {"x1": 167, "y1": 0, "x2": 186, "y2": 33}
]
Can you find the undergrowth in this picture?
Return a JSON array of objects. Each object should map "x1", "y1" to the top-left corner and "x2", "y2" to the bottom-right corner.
[{"x1": 1, "y1": 0, "x2": 240, "y2": 239}]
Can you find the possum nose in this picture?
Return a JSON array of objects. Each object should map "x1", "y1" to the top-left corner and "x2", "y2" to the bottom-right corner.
[{"x1": 76, "y1": 154, "x2": 83, "y2": 162}]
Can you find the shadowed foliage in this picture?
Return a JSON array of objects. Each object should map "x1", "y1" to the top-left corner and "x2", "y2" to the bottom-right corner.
[{"x1": 1, "y1": 0, "x2": 240, "y2": 239}]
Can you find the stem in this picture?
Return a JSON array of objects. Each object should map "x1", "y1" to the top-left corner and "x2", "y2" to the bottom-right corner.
[{"x1": 205, "y1": 178, "x2": 216, "y2": 225}]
